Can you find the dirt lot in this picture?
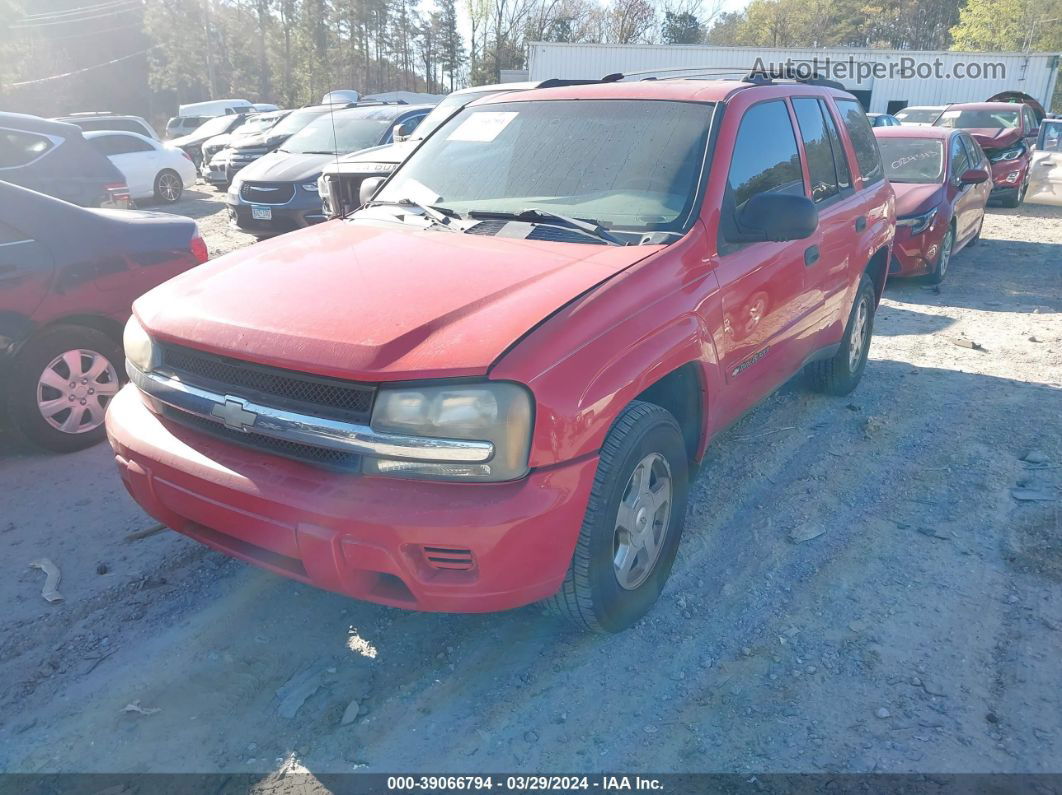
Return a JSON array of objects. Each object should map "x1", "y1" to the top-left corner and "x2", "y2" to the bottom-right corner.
[{"x1": 1, "y1": 189, "x2": 1060, "y2": 777}]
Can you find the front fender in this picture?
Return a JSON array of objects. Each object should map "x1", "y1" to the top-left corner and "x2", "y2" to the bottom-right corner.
[{"x1": 492, "y1": 225, "x2": 723, "y2": 468}]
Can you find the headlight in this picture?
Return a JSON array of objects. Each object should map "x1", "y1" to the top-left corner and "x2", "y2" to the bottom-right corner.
[
  {"x1": 365, "y1": 382, "x2": 533, "y2": 481},
  {"x1": 301, "y1": 182, "x2": 319, "y2": 192},
  {"x1": 123, "y1": 315, "x2": 159, "y2": 373},
  {"x1": 896, "y1": 207, "x2": 938, "y2": 236},
  {"x1": 988, "y1": 145, "x2": 1024, "y2": 163}
]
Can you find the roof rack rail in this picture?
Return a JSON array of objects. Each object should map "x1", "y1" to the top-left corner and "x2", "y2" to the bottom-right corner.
[{"x1": 600, "y1": 64, "x2": 848, "y2": 91}]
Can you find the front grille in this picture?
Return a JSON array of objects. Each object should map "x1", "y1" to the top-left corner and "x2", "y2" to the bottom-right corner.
[
  {"x1": 160, "y1": 343, "x2": 375, "y2": 422},
  {"x1": 240, "y1": 181, "x2": 294, "y2": 204},
  {"x1": 162, "y1": 407, "x2": 361, "y2": 471},
  {"x1": 326, "y1": 174, "x2": 366, "y2": 218}
]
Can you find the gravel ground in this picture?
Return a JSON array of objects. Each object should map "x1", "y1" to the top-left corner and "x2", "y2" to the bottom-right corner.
[{"x1": 0, "y1": 189, "x2": 1059, "y2": 776}]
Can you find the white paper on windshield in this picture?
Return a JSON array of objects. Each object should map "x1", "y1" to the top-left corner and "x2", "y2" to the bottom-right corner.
[
  {"x1": 939, "y1": 110, "x2": 960, "y2": 119},
  {"x1": 402, "y1": 178, "x2": 441, "y2": 206},
  {"x1": 448, "y1": 112, "x2": 518, "y2": 142}
]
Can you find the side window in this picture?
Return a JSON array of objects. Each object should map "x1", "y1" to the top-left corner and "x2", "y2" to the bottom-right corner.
[
  {"x1": 726, "y1": 101, "x2": 803, "y2": 210},
  {"x1": 949, "y1": 135, "x2": 970, "y2": 178},
  {"x1": 0, "y1": 220, "x2": 32, "y2": 244},
  {"x1": 108, "y1": 135, "x2": 153, "y2": 154},
  {"x1": 793, "y1": 98, "x2": 839, "y2": 203},
  {"x1": 1040, "y1": 122, "x2": 1062, "y2": 152},
  {"x1": 0, "y1": 130, "x2": 54, "y2": 168},
  {"x1": 820, "y1": 101, "x2": 852, "y2": 191},
  {"x1": 960, "y1": 134, "x2": 985, "y2": 169},
  {"x1": 835, "y1": 99, "x2": 884, "y2": 186},
  {"x1": 1023, "y1": 106, "x2": 1037, "y2": 134}
]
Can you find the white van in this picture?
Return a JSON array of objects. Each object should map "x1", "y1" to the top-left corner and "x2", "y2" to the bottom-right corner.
[{"x1": 178, "y1": 99, "x2": 254, "y2": 117}]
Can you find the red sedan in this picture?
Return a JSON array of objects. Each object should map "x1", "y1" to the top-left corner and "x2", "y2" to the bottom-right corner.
[{"x1": 876, "y1": 126, "x2": 990, "y2": 284}]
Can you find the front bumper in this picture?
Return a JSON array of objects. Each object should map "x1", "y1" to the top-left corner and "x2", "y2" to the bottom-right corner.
[
  {"x1": 989, "y1": 158, "x2": 1029, "y2": 197},
  {"x1": 889, "y1": 212, "x2": 947, "y2": 278},
  {"x1": 106, "y1": 385, "x2": 596, "y2": 612},
  {"x1": 227, "y1": 187, "x2": 326, "y2": 236}
]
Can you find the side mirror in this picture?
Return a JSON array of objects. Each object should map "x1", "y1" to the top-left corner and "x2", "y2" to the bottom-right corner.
[
  {"x1": 732, "y1": 193, "x2": 818, "y2": 243},
  {"x1": 359, "y1": 175, "x2": 387, "y2": 207},
  {"x1": 959, "y1": 167, "x2": 989, "y2": 185},
  {"x1": 393, "y1": 121, "x2": 415, "y2": 143}
]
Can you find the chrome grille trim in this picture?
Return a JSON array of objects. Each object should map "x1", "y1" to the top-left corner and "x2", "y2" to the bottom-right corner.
[{"x1": 130, "y1": 367, "x2": 494, "y2": 463}]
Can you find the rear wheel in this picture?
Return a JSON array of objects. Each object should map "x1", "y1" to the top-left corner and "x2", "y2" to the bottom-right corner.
[
  {"x1": 5, "y1": 325, "x2": 123, "y2": 452},
  {"x1": 805, "y1": 273, "x2": 876, "y2": 396},
  {"x1": 154, "y1": 169, "x2": 183, "y2": 203},
  {"x1": 544, "y1": 401, "x2": 689, "y2": 633}
]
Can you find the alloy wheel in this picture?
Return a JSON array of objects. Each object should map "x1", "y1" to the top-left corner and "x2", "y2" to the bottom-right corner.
[
  {"x1": 158, "y1": 173, "x2": 181, "y2": 202},
  {"x1": 36, "y1": 349, "x2": 120, "y2": 434},
  {"x1": 848, "y1": 296, "x2": 870, "y2": 372},
  {"x1": 613, "y1": 452, "x2": 673, "y2": 590}
]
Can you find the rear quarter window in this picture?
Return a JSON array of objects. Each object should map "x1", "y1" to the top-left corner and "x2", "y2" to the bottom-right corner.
[
  {"x1": 835, "y1": 99, "x2": 884, "y2": 186},
  {"x1": 0, "y1": 130, "x2": 54, "y2": 168}
]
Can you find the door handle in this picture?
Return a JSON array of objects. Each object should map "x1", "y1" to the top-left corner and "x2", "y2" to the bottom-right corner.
[
  {"x1": 804, "y1": 245, "x2": 820, "y2": 267},
  {"x1": 855, "y1": 216, "x2": 867, "y2": 232}
]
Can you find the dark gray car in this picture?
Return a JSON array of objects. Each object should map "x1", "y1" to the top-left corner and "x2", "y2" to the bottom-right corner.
[
  {"x1": 227, "y1": 104, "x2": 434, "y2": 237},
  {"x1": 0, "y1": 112, "x2": 130, "y2": 208}
]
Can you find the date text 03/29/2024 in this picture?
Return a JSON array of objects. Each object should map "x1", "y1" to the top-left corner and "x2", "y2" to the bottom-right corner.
[{"x1": 386, "y1": 776, "x2": 664, "y2": 791}]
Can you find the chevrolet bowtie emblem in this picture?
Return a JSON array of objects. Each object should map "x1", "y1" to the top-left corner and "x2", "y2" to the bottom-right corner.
[{"x1": 211, "y1": 398, "x2": 257, "y2": 431}]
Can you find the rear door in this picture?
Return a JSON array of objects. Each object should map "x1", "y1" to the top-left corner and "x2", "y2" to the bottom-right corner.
[
  {"x1": 714, "y1": 99, "x2": 815, "y2": 396},
  {"x1": 947, "y1": 133, "x2": 976, "y2": 240},
  {"x1": 791, "y1": 96, "x2": 857, "y2": 342},
  {"x1": 91, "y1": 134, "x2": 158, "y2": 196},
  {"x1": 0, "y1": 220, "x2": 53, "y2": 328}
]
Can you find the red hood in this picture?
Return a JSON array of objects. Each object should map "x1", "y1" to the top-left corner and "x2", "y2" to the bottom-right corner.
[
  {"x1": 135, "y1": 219, "x2": 661, "y2": 381},
  {"x1": 891, "y1": 182, "x2": 944, "y2": 217},
  {"x1": 965, "y1": 127, "x2": 1023, "y2": 149}
]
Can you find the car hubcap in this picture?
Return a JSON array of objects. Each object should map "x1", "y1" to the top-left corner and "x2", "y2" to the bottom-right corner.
[
  {"x1": 160, "y1": 174, "x2": 180, "y2": 201},
  {"x1": 939, "y1": 229, "x2": 953, "y2": 278},
  {"x1": 848, "y1": 298, "x2": 869, "y2": 372},
  {"x1": 613, "y1": 452, "x2": 672, "y2": 590},
  {"x1": 36, "y1": 349, "x2": 120, "y2": 434}
]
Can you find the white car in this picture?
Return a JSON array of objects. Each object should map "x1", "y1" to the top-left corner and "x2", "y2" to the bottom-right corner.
[
  {"x1": 1027, "y1": 118, "x2": 1062, "y2": 206},
  {"x1": 83, "y1": 131, "x2": 197, "y2": 203}
]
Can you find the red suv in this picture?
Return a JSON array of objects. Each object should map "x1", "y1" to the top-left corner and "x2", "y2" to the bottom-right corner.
[
  {"x1": 933, "y1": 102, "x2": 1040, "y2": 207},
  {"x1": 107, "y1": 78, "x2": 894, "y2": 632}
]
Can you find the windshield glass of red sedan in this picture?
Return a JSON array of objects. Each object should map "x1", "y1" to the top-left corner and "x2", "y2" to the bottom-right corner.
[
  {"x1": 877, "y1": 138, "x2": 945, "y2": 183},
  {"x1": 377, "y1": 99, "x2": 715, "y2": 233},
  {"x1": 935, "y1": 109, "x2": 1019, "y2": 129}
]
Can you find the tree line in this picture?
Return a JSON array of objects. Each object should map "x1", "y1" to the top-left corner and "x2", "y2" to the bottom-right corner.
[{"x1": 1, "y1": 0, "x2": 1059, "y2": 120}]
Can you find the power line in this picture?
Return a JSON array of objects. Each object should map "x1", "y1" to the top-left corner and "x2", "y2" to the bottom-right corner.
[
  {"x1": 7, "y1": 46, "x2": 156, "y2": 87},
  {"x1": 8, "y1": 21, "x2": 142, "y2": 41},
  {"x1": 17, "y1": 0, "x2": 138, "y2": 21},
  {"x1": 12, "y1": 0, "x2": 141, "y2": 28}
]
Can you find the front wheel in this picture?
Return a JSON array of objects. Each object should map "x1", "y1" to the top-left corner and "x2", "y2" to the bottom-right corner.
[
  {"x1": 154, "y1": 169, "x2": 183, "y2": 203},
  {"x1": 544, "y1": 401, "x2": 689, "y2": 633},
  {"x1": 926, "y1": 224, "x2": 954, "y2": 285},
  {"x1": 805, "y1": 273, "x2": 876, "y2": 396}
]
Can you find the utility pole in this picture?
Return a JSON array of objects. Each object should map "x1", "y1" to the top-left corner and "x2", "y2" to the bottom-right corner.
[{"x1": 204, "y1": 0, "x2": 216, "y2": 98}]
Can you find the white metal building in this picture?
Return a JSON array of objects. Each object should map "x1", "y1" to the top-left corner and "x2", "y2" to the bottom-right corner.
[{"x1": 528, "y1": 43, "x2": 1060, "y2": 113}]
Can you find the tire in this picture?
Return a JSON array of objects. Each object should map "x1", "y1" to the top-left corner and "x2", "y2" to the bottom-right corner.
[
  {"x1": 926, "y1": 223, "x2": 955, "y2": 285},
  {"x1": 4, "y1": 325, "x2": 123, "y2": 453},
  {"x1": 154, "y1": 169, "x2": 183, "y2": 203},
  {"x1": 544, "y1": 401, "x2": 689, "y2": 633},
  {"x1": 805, "y1": 273, "x2": 876, "y2": 396},
  {"x1": 1000, "y1": 178, "x2": 1027, "y2": 209}
]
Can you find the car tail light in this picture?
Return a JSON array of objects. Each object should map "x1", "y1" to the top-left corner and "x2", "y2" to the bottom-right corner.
[
  {"x1": 421, "y1": 546, "x2": 476, "y2": 571},
  {"x1": 104, "y1": 181, "x2": 131, "y2": 206},
  {"x1": 190, "y1": 233, "x2": 208, "y2": 264}
]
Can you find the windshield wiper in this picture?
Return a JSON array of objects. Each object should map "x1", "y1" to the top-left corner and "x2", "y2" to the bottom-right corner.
[
  {"x1": 365, "y1": 198, "x2": 462, "y2": 232},
  {"x1": 466, "y1": 208, "x2": 624, "y2": 246}
]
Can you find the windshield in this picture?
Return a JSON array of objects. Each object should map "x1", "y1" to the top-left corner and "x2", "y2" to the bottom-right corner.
[
  {"x1": 193, "y1": 115, "x2": 238, "y2": 138},
  {"x1": 269, "y1": 108, "x2": 329, "y2": 139},
  {"x1": 282, "y1": 114, "x2": 391, "y2": 154},
  {"x1": 877, "y1": 138, "x2": 945, "y2": 183},
  {"x1": 895, "y1": 108, "x2": 941, "y2": 124},
  {"x1": 935, "y1": 109, "x2": 1019, "y2": 130},
  {"x1": 376, "y1": 99, "x2": 714, "y2": 233},
  {"x1": 410, "y1": 90, "x2": 505, "y2": 141},
  {"x1": 233, "y1": 113, "x2": 284, "y2": 137}
]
